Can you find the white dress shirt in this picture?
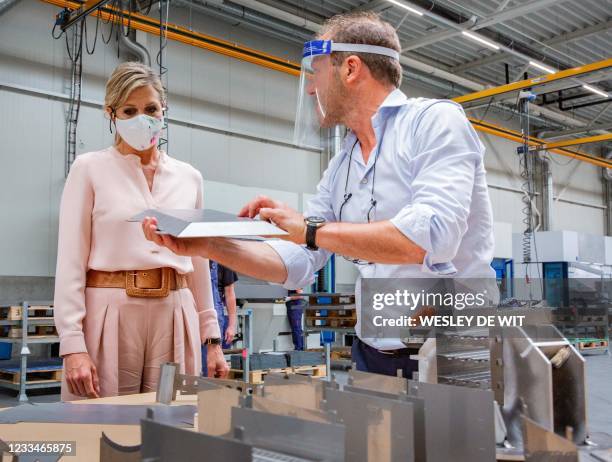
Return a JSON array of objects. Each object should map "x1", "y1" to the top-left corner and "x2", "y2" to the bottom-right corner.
[{"x1": 267, "y1": 89, "x2": 497, "y2": 349}]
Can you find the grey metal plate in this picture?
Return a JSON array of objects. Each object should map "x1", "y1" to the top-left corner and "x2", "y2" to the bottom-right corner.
[
  {"x1": 140, "y1": 417, "x2": 252, "y2": 462},
  {"x1": 262, "y1": 373, "x2": 325, "y2": 410},
  {"x1": 231, "y1": 407, "x2": 345, "y2": 462},
  {"x1": 343, "y1": 385, "x2": 426, "y2": 462},
  {"x1": 407, "y1": 380, "x2": 496, "y2": 462},
  {"x1": 324, "y1": 387, "x2": 415, "y2": 462},
  {"x1": 0, "y1": 403, "x2": 196, "y2": 427},
  {"x1": 347, "y1": 369, "x2": 408, "y2": 395},
  {"x1": 129, "y1": 208, "x2": 287, "y2": 238}
]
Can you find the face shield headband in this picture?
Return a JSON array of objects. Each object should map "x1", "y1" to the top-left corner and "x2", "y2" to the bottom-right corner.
[{"x1": 293, "y1": 40, "x2": 400, "y2": 149}]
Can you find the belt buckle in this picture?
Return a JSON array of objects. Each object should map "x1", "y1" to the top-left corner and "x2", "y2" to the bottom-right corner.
[{"x1": 125, "y1": 268, "x2": 171, "y2": 298}]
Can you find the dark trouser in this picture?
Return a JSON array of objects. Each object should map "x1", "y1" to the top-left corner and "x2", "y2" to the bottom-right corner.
[
  {"x1": 351, "y1": 337, "x2": 419, "y2": 379},
  {"x1": 286, "y1": 300, "x2": 306, "y2": 350}
]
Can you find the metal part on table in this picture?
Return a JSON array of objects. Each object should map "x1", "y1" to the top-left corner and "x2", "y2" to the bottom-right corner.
[
  {"x1": 249, "y1": 395, "x2": 334, "y2": 424},
  {"x1": 100, "y1": 432, "x2": 141, "y2": 462},
  {"x1": 141, "y1": 415, "x2": 253, "y2": 462},
  {"x1": 407, "y1": 380, "x2": 497, "y2": 462},
  {"x1": 198, "y1": 379, "x2": 246, "y2": 436},
  {"x1": 522, "y1": 416, "x2": 578, "y2": 462},
  {"x1": 156, "y1": 362, "x2": 179, "y2": 404},
  {"x1": 343, "y1": 384, "x2": 427, "y2": 462},
  {"x1": 231, "y1": 407, "x2": 345, "y2": 462},
  {"x1": 323, "y1": 387, "x2": 415, "y2": 462},
  {"x1": 435, "y1": 313, "x2": 493, "y2": 390},
  {"x1": 261, "y1": 372, "x2": 325, "y2": 410},
  {"x1": 501, "y1": 324, "x2": 587, "y2": 446},
  {"x1": 347, "y1": 369, "x2": 407, "y2": 395},
  {"x1": 0, "y1": 402, "x2": 196, "y2": 427}
]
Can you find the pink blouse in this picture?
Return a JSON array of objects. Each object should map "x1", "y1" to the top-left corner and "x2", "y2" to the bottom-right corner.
[{"x1": 54, "y1": 146, "x2": 220, "y2": 356}]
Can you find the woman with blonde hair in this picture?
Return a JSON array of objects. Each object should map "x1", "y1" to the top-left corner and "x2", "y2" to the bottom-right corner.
[{"x1": 54, "y1": 61, "x2": 228, "y2": 400}]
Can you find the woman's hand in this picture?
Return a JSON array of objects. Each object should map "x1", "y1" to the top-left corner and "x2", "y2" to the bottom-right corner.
[
  {"x1": 142, "y1": 217, "x2": 208, "y2": 257},
  {"x1": 64, "y1": 352, "x2": 100, "y2": 398},
  {"x1": 206, "y1": 344, "x2": 230, "y2": 378}
]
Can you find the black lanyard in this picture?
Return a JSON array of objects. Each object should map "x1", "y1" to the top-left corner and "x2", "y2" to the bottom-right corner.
[{"x1": 338, "y1": 117, "x2": 389, "y2": 223}]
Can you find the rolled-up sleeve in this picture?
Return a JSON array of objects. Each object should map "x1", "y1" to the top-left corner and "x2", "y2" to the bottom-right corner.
[
  {"x1": 265, "y1": 150, "x2": 343, "y2": 289},
  {"x1": 390, "y1": 101, "x2": 482, "y2": 274}
]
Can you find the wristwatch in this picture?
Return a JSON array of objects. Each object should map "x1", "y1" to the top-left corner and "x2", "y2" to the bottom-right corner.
[
  {"x1": 204, "y1": 337, "x2": 221, "y2": 345},
  {"x1": 305, "y1": 216, "x2": 326, "y2": 251}
]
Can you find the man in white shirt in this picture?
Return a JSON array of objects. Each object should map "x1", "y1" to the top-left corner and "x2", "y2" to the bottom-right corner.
[{"x1": 142, "y1": 11, "x2": 496, "y2": 378}]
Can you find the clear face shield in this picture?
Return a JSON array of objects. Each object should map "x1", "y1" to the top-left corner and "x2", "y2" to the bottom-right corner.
[{"x1": 293, "y1": 40, "x2": 400, "y2": 149}]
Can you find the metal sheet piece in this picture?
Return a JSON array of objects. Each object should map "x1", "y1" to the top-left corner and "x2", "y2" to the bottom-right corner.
[
  {"x1": 141, "y1": 417, "x2": 252, "y2": 462},
  {"x1": 129, "y1": 209, "x2": 287, "y2": 238},
  {"x1": 262, "y1": 373, "x2": 325, "y2": 410},
  {"x1": 522, "y1": 416, "x2": 578, "y2": 462},
  {"x1": 324, "y1": 387, "x2": 415, "y2": 462},
  {"x1": 0, "y1": 402, "x2": 196, "y2": 427},
  {"x1": 407, "y1": 380, "x2": 496, "y2": 462},
  {"x1": 231, "y1": 407, "x2": 345, "y2": 462}
]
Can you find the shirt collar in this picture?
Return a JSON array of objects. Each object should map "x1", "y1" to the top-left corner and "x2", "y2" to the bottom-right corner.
[
  {"x1": 339, "y1": 89, "x2": 408, "y2": 153},
  {"x1": 379, "y1": 88, "x2": 409, "y2": 109}
]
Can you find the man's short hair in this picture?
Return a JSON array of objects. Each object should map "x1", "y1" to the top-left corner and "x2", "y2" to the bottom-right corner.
[{"x1": 320, "y1": 12, "x2": 402, "y2": 88}]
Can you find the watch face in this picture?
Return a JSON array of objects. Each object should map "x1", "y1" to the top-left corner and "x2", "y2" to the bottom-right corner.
[{"x1": 307, "y1": 216, "x2": 326, "y2": 225}]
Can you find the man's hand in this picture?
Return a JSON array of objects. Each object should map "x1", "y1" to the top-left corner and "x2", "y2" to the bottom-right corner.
[
  {"x1": 224, "y1": 320, "x2": 236, "y2": 345},
  {"x1": 238, "y1": 195, "x2": 291, "y2": 219},
  {"x1": 206, "y1": 344, "x2": 229, "y2": 378},
  {"x1": 239, "y1": 195, "x2": 306, "y2": 245},
  {"x1": 64, "y1": 352, "x2": 100, "y2": 398},
  {"x1": 259, "y1": 207, "x2": 307, "y2": 245},
  {"x1": 142, "y1": 217, "x2": 208, "y2": 257}
]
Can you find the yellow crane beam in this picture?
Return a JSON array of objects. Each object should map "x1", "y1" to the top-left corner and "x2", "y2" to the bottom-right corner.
[
  {"x1": 40, "y1": 0, "x2": 611, "y2": 169},
  {"x1": 41, "y1": 0, "x2": 301, "y2": 76},
  {"x1": 469, "y1": 118, "x2": 612, "y2": 169},
  {"x1": 453, "y1": 58, "x2": 612, "y2": 105}
]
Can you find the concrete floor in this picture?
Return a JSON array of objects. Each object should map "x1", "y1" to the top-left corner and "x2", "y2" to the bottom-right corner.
[{"x1": 0, "y1": 354, "x2": 610, "y2": 434}]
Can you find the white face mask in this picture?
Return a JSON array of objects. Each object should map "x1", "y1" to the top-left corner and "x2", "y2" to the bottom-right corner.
[{"x1": 114, "y1": 114, "x2": 164, "y2": 151}]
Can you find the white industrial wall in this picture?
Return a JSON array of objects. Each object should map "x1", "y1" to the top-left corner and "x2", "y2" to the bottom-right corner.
[{"x1": 0, "y1": 1, "x2": 607, "y2": 281}]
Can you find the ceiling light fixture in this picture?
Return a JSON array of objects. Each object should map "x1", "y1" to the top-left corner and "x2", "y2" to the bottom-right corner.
[
  {"x1": 582, "y1": 84, "x2": 609, "y2": 98},
  {"x1": 528, "y1": 61, "x2": 556, "y2": 74},
  {"x1": 461, "y1": 31, "x2": 500, "y2": 50},
  {"x1": 387, "y1": 0, "x2": 424, "y2": 16}
]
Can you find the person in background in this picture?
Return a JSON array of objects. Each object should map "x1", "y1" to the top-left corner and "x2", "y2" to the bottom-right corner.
[
  {"x1": 202, "y1": 261, "x2": 238, "y2": 375},
  {"x1": 217, "y1": 263, "x2": 239, "y2": 348},
  {"x1": 286, "y1": 289, "x2": 308, "y2": 350}
]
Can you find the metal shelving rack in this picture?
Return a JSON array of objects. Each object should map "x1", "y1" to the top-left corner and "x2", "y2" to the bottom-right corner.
[
  {"x1": 0, "y1": 301, "x2": 61, "y2": 402},
  {"x1": 303, "y1": 294, "x2": 357, "y2": 375}
]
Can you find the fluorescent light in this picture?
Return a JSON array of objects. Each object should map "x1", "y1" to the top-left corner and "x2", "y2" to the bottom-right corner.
[
  {"x1": 582, "y1": 84, "x2": 609, "y2": 98},
  {"x1": 529, "y1": 61, "x2": 556, "y2": 74},
  {"x1": 461, "y1": 31, "x2": 500, "y2": 50},
  {"x1": 386, "y1": 0, "x2": 424, "y2": 16}
]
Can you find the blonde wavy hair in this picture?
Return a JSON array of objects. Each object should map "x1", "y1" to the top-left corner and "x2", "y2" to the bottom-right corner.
[{"x1": 104, "y1": 61, "x2": 166, "y2": 112}]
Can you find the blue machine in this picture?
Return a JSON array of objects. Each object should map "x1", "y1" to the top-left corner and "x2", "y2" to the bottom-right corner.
[
  {"x1": 543, "y1": 262, "x2": 569, "y2": 308},
  {"x1": 491, "y1": 258, "x2": 514, "y2": 300}
]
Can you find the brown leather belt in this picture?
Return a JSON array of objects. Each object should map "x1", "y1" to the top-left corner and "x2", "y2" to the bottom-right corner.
[{"x1": 86, "y1": 267, "x2": 187, "y2": 298}]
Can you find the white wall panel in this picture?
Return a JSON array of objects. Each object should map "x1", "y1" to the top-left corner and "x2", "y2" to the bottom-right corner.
[{"x1": 0, "y1": 0, "x2": 608, "y2": 280}]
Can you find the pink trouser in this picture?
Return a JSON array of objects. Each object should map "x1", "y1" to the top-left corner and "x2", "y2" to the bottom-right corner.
[{"x1": 61, "y1": 287, "x2": 202, "y2": 401}]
